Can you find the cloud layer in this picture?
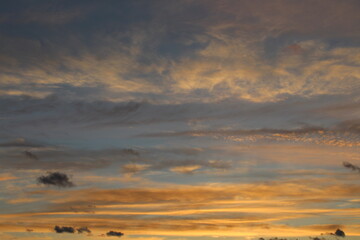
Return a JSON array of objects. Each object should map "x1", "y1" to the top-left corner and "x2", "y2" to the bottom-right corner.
[{"x1": 0, "y1": 1, "x2": 359, "y2": 240}]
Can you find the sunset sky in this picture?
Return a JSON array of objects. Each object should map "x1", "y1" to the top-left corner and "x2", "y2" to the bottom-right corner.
[{"x1": 0, "y1": 0, "x2": 359, "y2": 240}]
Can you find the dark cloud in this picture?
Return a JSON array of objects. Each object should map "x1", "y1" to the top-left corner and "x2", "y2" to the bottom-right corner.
[
  {"x1": 0, "y1": 95, "x2": 143, "y2": 126},
  {"x1": 54, "y1": 226, "x2": 75, "y2": 233},
  {"x1": 322, "y1": 228, "x2": 346, "y2": 238},
  {"x1": 336, "y1": 120, "x2": 360, "y2": 134},
  {"x1": 334, "y1": 229, "x2": 345, "y2": 237},
  {"x1": 0, "y1": 144, "x2": 143, "y2": 172},
  {"x1": 121, "y1": 148, "x2": 140, "y2": 156},
  {"x1": 77, "y1": 226, "x2": 91, "y2": 234},
  {"x1": 23, "y1": 150, "x2": 39, "y2": 160},
  {"x1": 139, "y1": 126, "x2": 327, "y2": 138},
  {"x1": 258, "y1": 238, "x2": 287, "y2": 240},
  {"x1": 37, "y1": 172, "x2": 74, "y2": 187},
  {"x1": 343, "y1": 161, "x2": 360, "y2": 173},
  {"x1": 106, "y1": 230, "x2": 124, "y2": 237},
  {"x1": 0, "y1": 94, "x2": 313, "y2": 129}
]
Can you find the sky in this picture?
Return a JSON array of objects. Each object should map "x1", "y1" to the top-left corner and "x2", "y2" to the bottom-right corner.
[{"x1": 0, "y1": 0, "x2": 359, "y2": 239}]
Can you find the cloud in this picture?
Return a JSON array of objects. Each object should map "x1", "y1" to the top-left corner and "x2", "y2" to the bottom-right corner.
[
  {"x1": 121, "y1": 148, "x2": 140, "y2": 156},
  {"x1": 333, "y1": 229, "x2": 346, "y2": 237},
  {"x1": 54, "y1": 225, "x2": 75, "y2": 233},
  {"x1": 37, "y1": 172, "x2": 74, "y2": 187},
  {"x1": 140, "y1": 123, "x2": 360, "y2": 147},
  {"x1": 259, "y1": 238, "x2": 288, "y2": 240},
  {"x1": 343, "y1": 161, "x2": 360, "y2": 173},
  {"x1": 106, "y1": 231, "x2": 124, "y2": 237},
  {"x1": 77, "y1": 226, "x2": 91, "y2": 234},
  {"x1": 0, "y1": 173, "x2": 17, "y2": 181},
  {"x1": 0, "y1": 138, "x2": 44, "y2": 148},
  {"x1": 170, "y1": 165, "x2": 202, "y2": 174},
  {"x1": 121, "y1": 164, "x2": 150, "y2": 175},
  {"x1": 33, "y1": 181, "x2": 360, "y2": 208},
  {"x1": 0, "y1": 146, "x2": 112, "y2": 171},
  {"x1": 23, "y1": 151, "x2": 39, "y2": 160},
  {"x1": 1, "y1": 1, "x2": 359, "y2": 104}
]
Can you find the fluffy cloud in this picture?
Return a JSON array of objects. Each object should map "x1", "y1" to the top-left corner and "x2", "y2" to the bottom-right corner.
[{"x1": 37, "y1": 172, "x2": 74, "y2": 187}]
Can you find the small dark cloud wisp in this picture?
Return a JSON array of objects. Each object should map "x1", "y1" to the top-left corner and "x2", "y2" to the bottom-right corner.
[
  {"x1": 37, "y1": 172, "x2": 74, "y2": 187},
  {"x1": 77, "y1": 226, "x2": 91, "y2": 234},
  {"x1": 23, "y1": 150, "x2": 39, "y2": 160},
  {"x1": 54, "y1": 226, "x2": 75, "y2": 233},
  {"x1": 343, "y1": 161, "x2": 360, "y2": 173},
  {"x1": 106, "y1": 230, "x2": 124, "y2": 237}
]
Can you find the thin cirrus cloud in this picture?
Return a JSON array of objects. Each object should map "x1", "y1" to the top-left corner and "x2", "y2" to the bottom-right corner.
[
  {"x1": 0, "y1": 1, "x2": 359, "y2": 103},
  {"x1": 140, "y1": 122, "x2": 360, "y2": 147}
]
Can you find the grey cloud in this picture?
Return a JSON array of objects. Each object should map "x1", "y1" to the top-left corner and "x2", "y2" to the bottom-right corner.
[
  {"x1": 54, "y1": 226, "x2": 75, "y2": 233},
  {"x1": 0, "y1": 94, "x2": 142, "y2": 121},
  {"x1": 0, "y1": 94, "x2": 357, "y2": 133},
  {"x1": 0, "y1": 153, "x2": 110, "y2": 171},
  {"x1": 0, "y1": 138, "x2": 44, "y2": 148},
  {"x1": 139, "y1": 122, "x2": 360, "y2": 147},
  {"x1": 139, "y1": 126, "x2": 326, "y2": 138},
  {"x1": 336, "y1": 120, "x2": 360, "y2": 134},
  {"x1": 106, "y1": 230, "x2": 124, "y2": 237},
  {"x1": 23, "y1": 150, "x2": 38, "y2": 160},
  {"x1": 37, "y1": 172, "x2": 74, "y2": 188},
  {"x1": 0, "y1": 146, "x2": 140, "y2": 171},
  {"x1": 77, "y1": 226, "x2": 91, "y2": 234},
  {"x1": 121, "y1": 148, "x2": 140, "y2": 156},
  {"x1": 343, "y1": 161, "x2": 360, "y2": 173}
]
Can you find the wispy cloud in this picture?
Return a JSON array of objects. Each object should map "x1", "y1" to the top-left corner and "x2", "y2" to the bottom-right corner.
[
  {"x1": 77, "y1": 226, "x2": 91, "y2": 234},
  {"x1": 0, "y1": 138, "x2": 44, "y2": 148},
  {"x1": 343, "y1": 162, "x2": 360, "y2": 173},
  {"x1": 140, "y1": 123, "x2": 360, "y2": 147}
]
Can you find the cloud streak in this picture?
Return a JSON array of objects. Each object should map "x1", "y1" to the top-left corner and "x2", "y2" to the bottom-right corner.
[
  {"x1": 140, "y1": 123, "x2": 360, "y2": 147},
  {"x1": 343, "y1": 162, "x2": 360, "y2": 173}
]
